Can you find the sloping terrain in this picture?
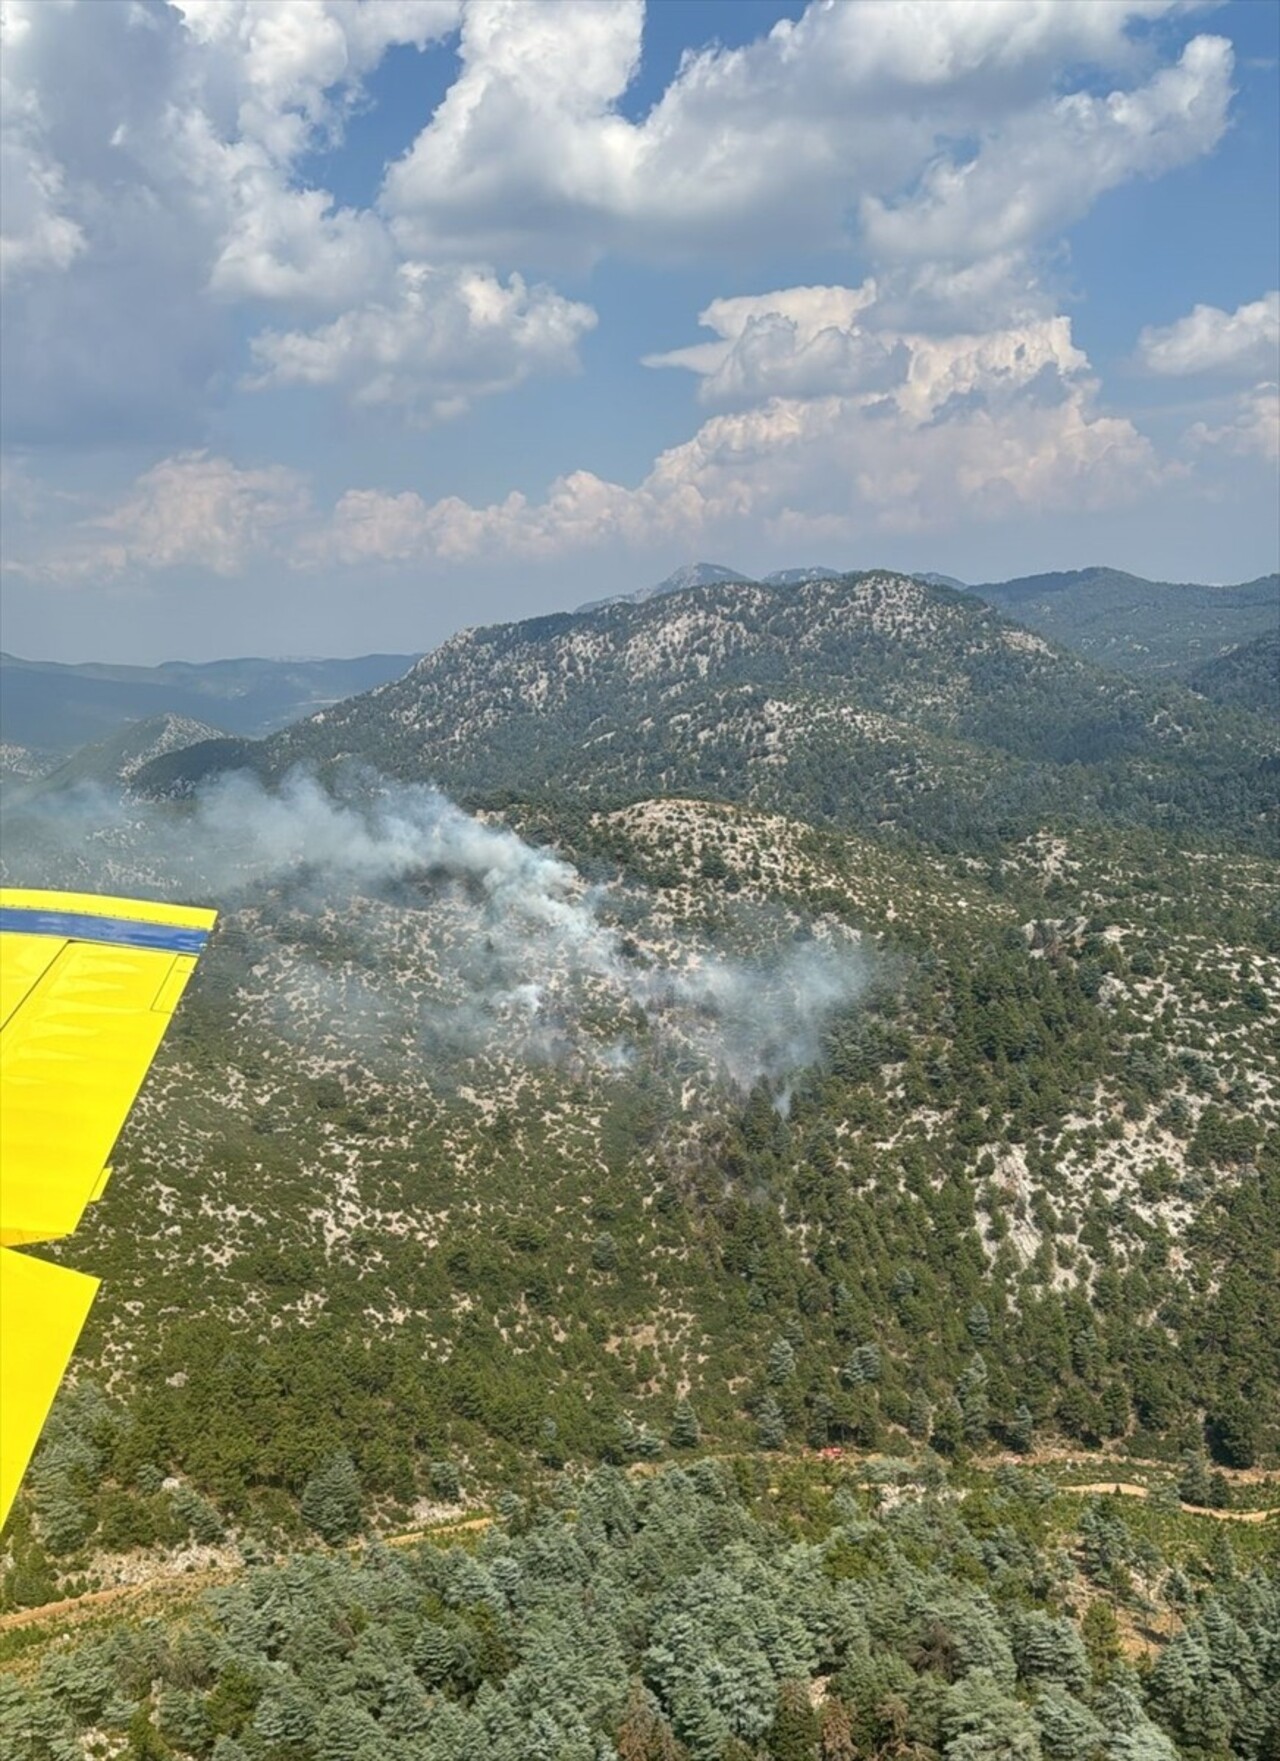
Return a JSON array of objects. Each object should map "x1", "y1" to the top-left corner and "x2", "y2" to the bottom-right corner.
[
  {"x1": 7, "y1": 713, "x2": 229, "y2": 802},
  {"x1": 577, "y1": 560, "x2": 751, "y2": 612},
  {"x1": 1, "y1": 568, "x2": 1275, "y2": 1761},
  {"x1": 967, "y1": 567, "x2": 1278, "y2": 676},
  {"x1": 141, "y1": 571, "x2": 1278, "y2": 851},
  {"x1": 0, "y1": 650, "x2": 420, "y2": 753},
  {"x1": 1185, "y1": 629, "x2": 1279, "y2": 720},
  {"x1": 1, "y1": 787, "x2": 1274, "y2": 1564},
  {"x1": 0, "y1": 743, "x2": 54, "y2": 782}
]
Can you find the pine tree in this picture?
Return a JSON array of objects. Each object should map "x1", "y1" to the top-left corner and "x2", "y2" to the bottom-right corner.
[
  {"x1": 429, "y1": 1459, "x2": 461, "y2": 1501},
  {"x1": 1012, "y1": 1611, "x2": 1088, "y2": 1692},
  {"x1": 932, "y1": 1397, "x2": 965, "y2": 1456},
  {"x1": 170, "y1": 1484, "x2": 224, "y2": 1543},
  {"x1": 890, "y1": 1268, "x2": 915, "y2": 1308},
  {"x1": 842, "y1": 1343, "x2": 881, "y2": 1387},
  {"x1": 1010, "y1": 1403, "x2": 1034, "y2": 1454},
  {"x1": 757, "y1": 1396, "x2": 786, "y2": 1450},
  {"x1": 156, "y1": 1688, "x2": 210, "y2": 1756},
  {"x1": 939, "y1": 1666, "x2": 1040, "y2": 1757},
  {"x1": 1207, "y1": 1525, "x2": 1236, "y2": 1583},
  {"x1": 591, "y1": 1232, "x2": 619, "y2": 1272},
  {"x1": 1207, "y1": 1470, "x2": 1233, "y2": 1509},
  {"x1": 380, "y1": 1666, "x2": 432, "y2": 1742},
  {"x1": 818, "y1": 1698, "x2": 857, "y2": 1761},
  {"x1": 1096, "y1": 1681, "x2": 1180, "y2": 1761},
  {"x1": 616, "y1": 1682, "x2": 683, "y2": 1761},
  {"x1": 124, "y1": 1707, "x2": 172, "y2": 1761},
  {"x1": 315, "y1": 1698, "x2": 382, "y2": 1761},
  {"x1": 412, "y1": 1622, "x2": 455, "y2": 1689},
  {"x1": 539, "y1": 1416, "x2": 565, "y2": 1468},
  {"x1": 961, "y1": 1389, "x2": 989, "y2": 1446},
  {"x1": 768, "y1": 1339, "x2": 797, "y2": 1385},
  {"x1": 1081, "y1": 1601, "x2": 1121, "y2": 1681},
  {"x1": 633, "y1": 1424, "x2": 663, "y2": 1459},
  {"x1": 767, "y1": 1679, "x2": 819, "y2": 1761},
  {"x1": 806, "y1": 1393, "x2": 834, "y2": 1449},
  {"x1": 670, "y1": 1400, "x2": 701, "y2": 1450},
  {"x1": 252, "y1": 1679, "x2": 316, "y2": 1752},
  {"x1": 40, "y1": 1650, "x2": 114, "y2": 1725},
  {"x1": 1162, "y1": 1565, "x2": 1192, "y2": 1611},
  {"x1": 958, "y1": 1354, "x2": 989, "y2": 1445},
  {"x1": 1177, "y1": 1449, "x2": 1212, "y2": 1507},
  {"x1": 1034, "y1": 1684, "x2": 1106, "y2": 1760},
  {"x1": 301, "y1": 1452, "x2": 363, "y2": 1544},
  {"x1": 36, "y1": 1484, "x2": 92, "y2": 1555}
]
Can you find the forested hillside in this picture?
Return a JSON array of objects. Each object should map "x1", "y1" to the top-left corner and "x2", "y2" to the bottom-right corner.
[
  {"x1": 1, "y1": 570, "x2": 1276, "y2": 1760},
  {"x1": 966, "y1": 569, "x2": 1278, "y2": 677},
  {"x1": 137, "y1": 573, "x2": 1277, "y2": 851},
  {"x1": 6, "y1": 714, "x2": 228, "y2": 804},
  {"x1": 5, "y1": 1456, "x2": 1278, "y2": 1761},
  {"x1": 1185, "y1": 632, "x2": 1279, "y2": 721}
]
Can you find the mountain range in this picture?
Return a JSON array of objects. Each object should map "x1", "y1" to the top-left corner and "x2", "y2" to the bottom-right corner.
[
  {"x1": 5, "y1": 566, "x2": 1273, "y2": 784},
  {"x1": 969, "y1": 566, "x2": 1278, "y2": 676},
  {"x1": 135, "y1": 568, "x2": 1277, "y2": 854},
  {"x1": 577, "y1": 562, "x2": 1278, "y2": 680}
]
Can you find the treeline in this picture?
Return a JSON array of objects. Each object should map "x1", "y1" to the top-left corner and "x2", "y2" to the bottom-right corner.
[{"x1": 4, "y1": 1461, "x2": 1277, "y2": 1760}]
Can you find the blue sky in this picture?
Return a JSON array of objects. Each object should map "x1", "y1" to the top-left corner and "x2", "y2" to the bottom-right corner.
[{"x1": 1, "y1": 0, "x2": 1276, "y2": 663}]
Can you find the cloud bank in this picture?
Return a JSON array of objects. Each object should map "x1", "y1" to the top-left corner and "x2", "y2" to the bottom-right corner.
[{"x1": 0, "y1": 0, "x2": 1273, "y2": 641}]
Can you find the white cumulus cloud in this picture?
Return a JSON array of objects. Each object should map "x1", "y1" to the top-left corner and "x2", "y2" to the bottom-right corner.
[
  {"x1": 1137, "y1": 292, "x2": 1280, "y2": 377},
  {"x1": 0, "y1": 0, "x2": 593, "y2": 439},
  {"x1": 308, "y1": 293, "x2": 1159, "y2": 566},
  {"x1": 383, "y1": 0, "x2": 1218, "y2": 272},
  {"x1": 248, "y1": 262, "x2": 596, "y2": 421},
  {"x1": 26, "y1": 451, "x2": 312, "y2": 581},
  {"x1": 644, "y1": 284, "x2": 907, "y2": 407},
  {"x1": 862, "y1": 34, "x2": 1233, "y2": 265},
  {"x1": 1188, "y1": 383, "x2": 1280, "y2": 463}
]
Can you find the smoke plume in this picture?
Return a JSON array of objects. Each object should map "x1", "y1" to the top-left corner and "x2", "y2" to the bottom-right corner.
[{"x1": 1, "y1": 769, "x2": 868, "y2": 1097}]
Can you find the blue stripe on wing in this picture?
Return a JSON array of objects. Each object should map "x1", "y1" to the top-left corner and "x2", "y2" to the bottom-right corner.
[{"x1": 0, "y1": 907, "x2": 211, "y2": 955}]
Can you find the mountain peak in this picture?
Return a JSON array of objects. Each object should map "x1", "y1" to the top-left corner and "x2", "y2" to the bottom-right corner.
[
  {"x1": 760, "y1": 565, "x2": 844, "y2": 586},
  {"x1": 577, "y1": 562, "x2": 752, "y2": 613}
]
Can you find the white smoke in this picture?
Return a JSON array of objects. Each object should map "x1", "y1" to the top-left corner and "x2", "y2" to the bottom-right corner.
[{"x1": 1, "y1": 769, "x2": 868, "y2": 1096}]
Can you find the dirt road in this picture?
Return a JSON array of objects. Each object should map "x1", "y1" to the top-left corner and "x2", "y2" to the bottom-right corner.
[
  {"x1": 1066, "y1": 1482, "x2": 1279, "y2": 1521},
  {"x1": 3, "y1": 1460, "x2": 1273, "y2": 1640},
  {"x1": 0, "y1": 1515, "x2": 493, "y2": 1637}
]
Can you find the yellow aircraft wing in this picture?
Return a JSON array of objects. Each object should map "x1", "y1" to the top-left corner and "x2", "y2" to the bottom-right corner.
[{"x1": 0, "y1": 887, "x2": 216, "y2": 1529}]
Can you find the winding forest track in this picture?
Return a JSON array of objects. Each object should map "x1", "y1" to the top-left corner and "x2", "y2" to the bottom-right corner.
[
  {"x1": 2, "y1": 1467, "x2": 1274, "y2": 1641},
  {"x1": 0, "y1": 1515, "x2": 494, "y2": 1637},
  {"x1": 1064, "y1": 1483, "x2": 1280, "y2": 1520}
]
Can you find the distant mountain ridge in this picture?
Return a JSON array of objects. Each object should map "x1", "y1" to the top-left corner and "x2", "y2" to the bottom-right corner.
[
  {"x1": 577, "y1": 559, "x2": 1277, "y2": 678},
  {"x1": 968, "y1": 566, "x2": 1278, "y2": 675},
  {"x1": 579, "y1": 560, "x2": 857, "y2": 613},
  {"x1": 7, "y1": 713, "x2": 228, "y2": 803},
  {"x1": 577, "y1": 561, "x2": 751, "y2": 612},
  {"x1": 137, "y1": 568, "x2": 1277, "y2": 851},
  {"x1": 0, "y1": 649, "x2": 421, "y2": 754}
]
